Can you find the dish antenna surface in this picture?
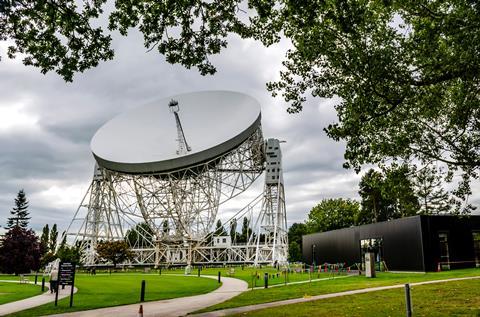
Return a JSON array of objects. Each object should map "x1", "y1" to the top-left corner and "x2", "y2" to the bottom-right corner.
[{"x1": 91, "y1": 91, "x2": 261, "y2": 174}]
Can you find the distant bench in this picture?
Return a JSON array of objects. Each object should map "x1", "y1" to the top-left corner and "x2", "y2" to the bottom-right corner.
[{"x1": 19, "y1": 274, "x2": 29, "y2": 284}]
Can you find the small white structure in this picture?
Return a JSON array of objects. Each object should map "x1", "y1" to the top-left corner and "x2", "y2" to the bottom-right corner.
[
  {"x1": 213, "y1": 236, "x2": 231, "y2": 248},
  {"x1": 44, "y1": 258, "x2": 60, "y2": 275}
]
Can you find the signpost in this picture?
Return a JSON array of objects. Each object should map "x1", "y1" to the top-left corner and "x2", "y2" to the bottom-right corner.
[{"x1": 55, "y1": 262, "x2": 76, "y2": 307}]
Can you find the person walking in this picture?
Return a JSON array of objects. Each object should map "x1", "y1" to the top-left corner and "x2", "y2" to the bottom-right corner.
[{"x1": 50, "y1": 268, "x2": 58, "y2": 294}]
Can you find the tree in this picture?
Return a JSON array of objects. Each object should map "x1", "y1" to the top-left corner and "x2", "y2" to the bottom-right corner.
[
  {"x1": 1, "y1": 1, "x2": 250, "y2": 81},
  {"x1": 229, "y1": 218, "x2": 237, "y2": 243},
  {"x1": 414, "y1": 167, "x2": 451, "y2": 215},
  {"x1": 382, "y1": 165, "x2": 420, "y2": 219},
  {"x1": 358, "y1": 166, "x2": 420, "y2": 224},
  {"x1": 162, "y1": 220, "x2": 169, "y2": 236},
  {"x1": 40, "y1": 224, "x2": 49, "y2": 256},
  {"x1": 96, "y1": 240, "x2": 133, "y2": 268},
  {"x1": 1, "y1": 1, "x2": 113, "y2": 81},
  {"x1": 6, "y1": 189, "x2": 30, "y2": 229},
  {"x1": 56, "y1": 242, "x2": 82, "y2": 264},
  {"x1": 287, "y1": 223, "x2": 308, "y2": 262},
  {"x1": 238, "y1": 217, "x2": 252, "y2": 243},
  {"x1": 214, "y1": 219, "x2": 227, "y2": 236},
  {"x1": 288, "y1": 223, "x2": 308, "y2": 245},
  {"x1": 306, "y1": 199, "x2": 360, "y2": 233},
  {"x1": 58, "y1": 231, "x2": 67, "y2": 251},
  {"x1": 261, "y1": 1, "x2": 480, "y2": 206},
  {"x1": 0, "y1": 226, "x2": 41, "y2": 274},
  {"x1": 49, "y1": 224, "x2": 58, "y2": 253},
  {"x1": 288, "y1": 241, "x2": 302, "y2": 263},
  {"x1": 358, "y1": 169, "x2": 393, "y2": 224},
  {"x1": 125, "y1": 223, "x2": 154, "y2": 248}
]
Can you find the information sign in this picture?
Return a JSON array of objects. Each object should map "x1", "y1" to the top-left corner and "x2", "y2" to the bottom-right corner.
[
  {"x1": 59, "y1": 262, "x2": 75, "y2": 286},
  {"x1": 54, "y1": 262, "x2": 76, "y2": 307}
]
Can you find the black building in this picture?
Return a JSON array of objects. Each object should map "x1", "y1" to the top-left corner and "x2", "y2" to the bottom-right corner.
[{"x1": 302, "y1": 215, "x2": 480, "y2": 272}]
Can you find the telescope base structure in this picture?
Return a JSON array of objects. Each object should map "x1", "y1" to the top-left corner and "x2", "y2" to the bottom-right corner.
[
  {"x1": 67, "y1": 137, "x2": 288, "y2": 267},
  {"x1": 129, "y1": 243, "x2": 287, "y2": 267}
]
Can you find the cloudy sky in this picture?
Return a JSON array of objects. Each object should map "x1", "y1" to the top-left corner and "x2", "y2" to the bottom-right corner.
[{"x1": 1, "y1": 23, "x2": 478, "y2": 235}]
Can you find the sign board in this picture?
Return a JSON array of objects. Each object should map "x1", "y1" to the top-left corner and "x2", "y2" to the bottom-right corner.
[
  {"x1": 59, "y1": 262, "x2": 76, "y2": 286},
  {"x1": 55, "y1": 262, "x2": 76, "y2": 307}
]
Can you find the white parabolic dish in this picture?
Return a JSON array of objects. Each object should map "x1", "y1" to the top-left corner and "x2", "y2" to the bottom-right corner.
[{"x1": 91, "y1": 91, "x2": 262, "y2": 174}]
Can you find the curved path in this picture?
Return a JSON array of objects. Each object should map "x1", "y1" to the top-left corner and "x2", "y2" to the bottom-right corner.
[
  {"x1": 49, "y1": 275, "x2": 248, "y2": 317},
  {"x1": 191, "y1": 275, "x2": 480, "y2": 317},
  {"x1": 0, "y1": 280, "x2": 77, "y2": 316}
]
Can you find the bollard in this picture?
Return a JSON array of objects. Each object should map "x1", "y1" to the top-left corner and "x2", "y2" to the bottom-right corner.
[
  {"x1": 140, "y1": 280, "x2": 146, "y2": 302},
  {"x1": 41, "y1": 277, "x2": 45, "y2": 292},
  {"x1": 198, "y1": 267, "x2": 201, "y2": 277},
  {"x1": 138, "y1": 304, "x2": 144, "y2": 317},
  {"x1": 405, "y1": 284, "x2": 412, "y2": 317},
  {"x1": 218, "y1": 271, "x2": 221, "y2": 283},
  {"x1": 264, "y1": 273, "x2": 269, "y2": 289},
  {"x1": 35, "y1": 274, "x2": 38, "y2": 285}
]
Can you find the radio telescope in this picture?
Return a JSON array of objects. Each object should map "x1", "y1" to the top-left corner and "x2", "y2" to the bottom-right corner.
[{"x1": 67, "y1": 91, "x2": 288, "y2": 266}]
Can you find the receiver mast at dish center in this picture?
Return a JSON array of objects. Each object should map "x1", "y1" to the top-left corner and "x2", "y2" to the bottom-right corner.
[{"x1": 67, "y1": 91, "x2": 288, "y2": 266}]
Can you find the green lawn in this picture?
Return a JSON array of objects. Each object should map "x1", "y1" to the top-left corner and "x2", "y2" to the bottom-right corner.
[
  {"x1": 233, "y1": 279, "x2": 480, "y2": 317},
  {"x1": 8, "y1": 274, "x2": 220, "y2": 316},
  {"x1": 0, "y1": 282, "x2": 43, "y2": 305},
  {"x1": 197, "y1": 268, "x2": 480, "y2": 313},
  {"x1": 162, "y1": 266, "x2": 342, "y2": 288}
]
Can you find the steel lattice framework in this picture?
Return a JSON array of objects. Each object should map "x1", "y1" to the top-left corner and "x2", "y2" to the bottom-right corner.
[{"x1": 67, "y1": 128, "x2": 288, "y2": 266}]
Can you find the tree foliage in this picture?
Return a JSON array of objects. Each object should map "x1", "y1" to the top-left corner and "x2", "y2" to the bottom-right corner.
[
  {"x1": 358, "y1": 166, "x2": 419, "y2": 224},
  {"x1": 214, "y1": 219, "x2": 227, "y2": 236},
  {"x1": 260, "y1": 0, "x2": 480, "y2": 202},
  {"x1": 0, "y1": 226, "x2": 41, "y2": 274},
  {"x1": 414, "y1": 166, "x2": 451, "y2": 215},
  {"x1": 1, "y1": 0, "x2": 113, "y2": 81},
  {"x1": 162, "y1": 219, "x2": 169, "y2": 236},
  {"x1": 358, "y1": 169, "x2": 386, "y2": 224},
  {"x1": 56, "y1": 243, "x2": 82, "y2": 264},
  {"x1": 1, "y1": 0, "x2": 250, "y2": 80},
  {"x1": 40, "y1": 224, "x2": 49, "y2": 256},
  {"x1": 229, "y1": 218, "x2": 237, "y2": 243},
  {"x1": 96, "y1": 240, "x2": 133, "y2": 268},
  {"x1": 306, "y1": 198, "x2": 360, "y2": 233},
  {"x1": 288, "y1": 240, "x2": 302, "y2": 263},
  {"x1": 125, "y1": 222, "x2": 154, "y2": 248},
  {"x1": 382, "y1": 164, "x2": 420, "y2": 218},
  {"x1": 6, "y1": 189, "x2": 30, "y2": 229},
  {"x1": 237, "y1": 216, "x2": 252, "y2": 243},
  {"x1": 287, "y1": 222, "x2": 307, "y2": 262},
  {"x1": 49, "y1": 224, "x2": 58, "y2": 253}
]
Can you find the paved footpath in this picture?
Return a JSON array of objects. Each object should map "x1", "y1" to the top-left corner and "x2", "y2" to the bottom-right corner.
[
  {"x1": 49, "y1": 275, "x2": 247, "y2": 317},
  {"x1": 191, "y1": 275, "x2": 480, "y2": 317},
  {"x1": 0, "y1": 280, "x2": 77, "y2": 316}
]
